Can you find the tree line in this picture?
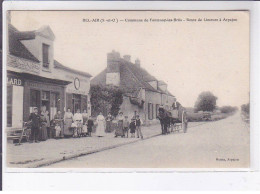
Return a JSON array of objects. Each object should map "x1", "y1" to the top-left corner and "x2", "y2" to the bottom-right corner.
[{"x1": 194, "y1": 91, "x2": 238, "y2": 114}]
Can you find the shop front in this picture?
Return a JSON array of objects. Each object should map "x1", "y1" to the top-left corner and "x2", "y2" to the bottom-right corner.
[
  {"x1": 21, "y1": 72, "x2": 70, "y2": 122},
  {"x1": 53, "y1": 60, "x2": 92, "y2": 115},
  {"x1": 65, "y1": 75, "x2": 90, "y2": 114}
]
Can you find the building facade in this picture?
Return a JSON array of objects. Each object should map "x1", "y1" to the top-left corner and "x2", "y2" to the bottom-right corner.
[
  {"x1": 54, "y1": 60, "x2": 92, "y2": 114},
  {"x1": 6, "y1": 23, "x2": 91, "y2": 129},
  {"x1": 91, "y1": 50, "x2": 176, "y2": 125}
]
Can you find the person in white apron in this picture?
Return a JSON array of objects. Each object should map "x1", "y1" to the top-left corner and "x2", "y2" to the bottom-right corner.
[{"x1": 96, "y1": 112, "x2": 106, "y2": 137}]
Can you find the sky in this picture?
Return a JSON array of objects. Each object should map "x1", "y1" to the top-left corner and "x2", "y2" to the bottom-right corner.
[{"x1": 10, "y1": 11, "x2": 249, "y2": 108}]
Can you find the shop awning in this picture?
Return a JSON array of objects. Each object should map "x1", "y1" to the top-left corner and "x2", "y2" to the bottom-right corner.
[{"x1": 7, "y1": 71, "x2": 72, "y2": 86}]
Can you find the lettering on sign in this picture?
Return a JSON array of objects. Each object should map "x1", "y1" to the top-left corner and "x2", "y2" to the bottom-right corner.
[
  {"x1": 67, "y1": 88, "x2": 87, "y2": 95},
  {"x1": 25, "y1": 81, "x2": 62, "y2": 91},
  {"x1": 7, "y1": 76, "x2": 24, "y2": 86}
]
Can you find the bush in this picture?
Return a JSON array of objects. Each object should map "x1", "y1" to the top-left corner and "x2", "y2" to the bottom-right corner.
[
  {"x1": 186, "y1": 112, "x2": 204, "y2": 122},
  {"x1": 219, "y1": 106, "x2": 238, "y2": 114},
  {"x1": 241, "y1": 103, "x2": 250, "y2": 115},
  {"x1": 90, "y1": 85, "x2": 123, "y2": 117}
]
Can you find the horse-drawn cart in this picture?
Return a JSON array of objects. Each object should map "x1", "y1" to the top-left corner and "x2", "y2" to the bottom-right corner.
[
  {"x1": 170, "y1": 109, "x2": 188, "y2": 133},
  {"x1": 157, "y1": 106, "x2": 188, "y2": 135}
]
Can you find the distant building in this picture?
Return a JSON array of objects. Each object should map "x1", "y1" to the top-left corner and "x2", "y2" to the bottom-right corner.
[
  {"x1": 91, "y1": 50, "x2": 176, "y2": 124},
  {"x1": 6, "y1": 23, "x2": 91, "y2": 129}
]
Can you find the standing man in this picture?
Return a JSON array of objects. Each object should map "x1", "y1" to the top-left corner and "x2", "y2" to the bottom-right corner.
[
  {"x1": 135, "y1": 115, "x2": 143, "y2": 139},
  {"x1": 28, "y1": 107, "x2": 40, "y2": 143},
  {"x1": 172, "y1": 97, "x2": 181, "y2": 110}
]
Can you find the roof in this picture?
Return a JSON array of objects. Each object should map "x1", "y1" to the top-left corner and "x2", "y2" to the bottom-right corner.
[
  {"x1": 8, "y1": 24, "x2": 39, "y2": 62},
  {"x1": 91, "y1": 57, "x2": 174, "y2": 97},
  {"x1": 158, "y1": 80, "x2": 167, "y2": 86},
  {"x1": 54, "y1": 60, "x2": 92, "y2": 78}
]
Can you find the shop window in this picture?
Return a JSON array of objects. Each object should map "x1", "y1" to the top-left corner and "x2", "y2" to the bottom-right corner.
[
  {"x1": 148, "y1": 103, "x2": 153, "y2": 120},
  {"x1": 81, "y1": 95, "x2": 88, "y2": 112},
  {"x1": 42, "y1": 43, "x2": 50, "y2": 68},
  {"x1": 72, "y1": 94, "x2": 81, "y2": 114},
  {"x1": 7, "y1": 85, "x2": 13, "y2": 127},
  {"x1": 41, "y1": 91, "x2": 50, "y2": 112}
]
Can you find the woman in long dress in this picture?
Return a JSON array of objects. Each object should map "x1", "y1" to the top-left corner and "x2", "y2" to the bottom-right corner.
[
  {"x1": 95, "y1": 112, "x2": 106, "y2": 137},
  {"x1": 63, "y1": 108, "x2": 73, "y2": 136},
  {"x1": 39, "y1": 110, "x2": 48, "y2": 141},
  {"x1": 82, "y1": 109, "x2": 88, "y2": 135},
  {"x1": 45, "y1": 110, "x2": 50, "y2": 138},
  {"x1": 106, "y1": 112, "x2": 113, "y2": 133},
  {"x1": 54, "y1": 110, "x2": 64, "y2": 138},
  {"x1": 115, "y1": 112, "x2": 124, "y2": 137}
]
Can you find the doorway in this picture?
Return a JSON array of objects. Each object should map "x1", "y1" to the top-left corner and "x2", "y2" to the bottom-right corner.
[{"x1": 72, "y1": 94, "x2": 81, "y2": 114}]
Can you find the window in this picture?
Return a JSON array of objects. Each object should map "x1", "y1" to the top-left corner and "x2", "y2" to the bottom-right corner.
[
  {"x1": 7, "y1": 85, "x2": 13, "y2": 127},
  {"x1": 72, "y1": 94, "x2": 81, "y2": 114},
  {"x1": 42, "y1": 43, "x2": 50, "y2": 68},
  {"x1": 148, "y1": 103, "x2": 153, "y2": 120},
  {"x1": 41, "y1": 91, "x2": 50, "y2": 111}
]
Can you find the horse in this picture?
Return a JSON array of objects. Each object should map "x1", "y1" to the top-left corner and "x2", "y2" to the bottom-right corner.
[{"x1": 157, "y1": 107, "x2": 172, "y2": 135}]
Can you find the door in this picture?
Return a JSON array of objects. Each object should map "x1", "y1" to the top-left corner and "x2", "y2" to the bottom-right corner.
[
  {"x1": 50, "y1": 92, "x2": 60, "y2": 120},
  {"x1": 30, "y1": 89, "x2": 41, "y2": 113}
]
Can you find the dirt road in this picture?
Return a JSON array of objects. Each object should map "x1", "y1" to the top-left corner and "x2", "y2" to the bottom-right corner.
[{"x1": 49, "y1": 112, "x2": 250, "y2": 168}]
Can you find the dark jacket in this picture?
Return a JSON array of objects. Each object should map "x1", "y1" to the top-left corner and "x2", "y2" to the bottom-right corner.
[
  {"x1": 129, "y1": 121, "x2": 136, "y2": 131},
  {"x1": 87, "y1": 119, "x2": 94, "y2": 129},
  {"x1": 29, "y1": 113, "x2": 40, "y2": 128},
  {"x1": 136, "y1": 119, "x2": 141, "y2": 127},
  {"x1": 172, "y1": 101, "x2": 181, "y2": 110}
]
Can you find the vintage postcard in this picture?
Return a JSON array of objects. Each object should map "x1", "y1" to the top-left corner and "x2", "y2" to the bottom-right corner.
[{"x1": 4, "y1": 10, "x2": 250, "y2": 169}]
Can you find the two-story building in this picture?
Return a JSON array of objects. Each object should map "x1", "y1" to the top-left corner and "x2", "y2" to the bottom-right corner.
[
  {"x1": 91, "y1": 50, "x2": 176, "y2": 124},
  {"x1": 6, "y1": 23, "x2": 91, "y2": 129}
]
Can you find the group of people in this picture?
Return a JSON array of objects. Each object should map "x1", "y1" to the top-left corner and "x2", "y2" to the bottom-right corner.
[
  {"x1": 28, "y1": 106, "x2": 144, "y2": 143},
  {"x1": 28, "y1": 106, "x2": 93, "y2": 143},
  {"x1": 91, "y1": 112, "x2": 144, "y2": 139}
]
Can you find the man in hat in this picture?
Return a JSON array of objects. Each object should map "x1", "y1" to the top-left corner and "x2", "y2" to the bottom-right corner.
[
  {"x1": 28, "y1": 107, "x2": 41, "y2": 143},
  {"x1": 172, "y1": 98, "x2": 181, "y2": 110},
  {"x1": 135, "y1": 115, "x2": 143, "y2": 139}
]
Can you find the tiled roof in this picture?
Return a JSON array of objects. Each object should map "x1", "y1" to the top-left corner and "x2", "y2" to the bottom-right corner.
[
  {"x1": 91, "y1": 57, "x2": 174, "y2": 97},
  {"x1": 54, "y1": 60, "x2": 92, "y2": 78},
  {"x1": 8, "y1": 24, "x2": 39, "y2": 62}
]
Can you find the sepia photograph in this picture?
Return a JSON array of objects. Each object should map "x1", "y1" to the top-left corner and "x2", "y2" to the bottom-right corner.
[{"x1": 4, "y1": 10, "x2": 250, "y2": 169}]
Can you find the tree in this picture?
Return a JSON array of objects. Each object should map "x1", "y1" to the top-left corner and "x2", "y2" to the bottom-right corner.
[
  {"x1": 195, "y1": 91, "x2": 218, "y2": 112},
  {"x1": 241, "y1": 103, "x2": 250, "y2": 115},
  {"x1": 90, "y1": 85, "x2": 123, "y2": 117}
]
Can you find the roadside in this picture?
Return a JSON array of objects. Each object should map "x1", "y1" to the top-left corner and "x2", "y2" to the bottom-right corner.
[
  {"x1": 6, "y1": 122, "x2": 205, "y2": 168},
  {"x1": 6, "y1": 124, "x2": 162, "y2": 168}
]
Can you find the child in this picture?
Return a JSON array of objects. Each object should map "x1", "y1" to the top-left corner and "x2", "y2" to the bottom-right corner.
[
  {"x1": 123, "y1": 116, "x2": 129, "y2": 138},
  {"x1": 135, "y1": 115, "x2": 143, "y2": 139},
  {"x1": 129, "y1": 117, "x2": 136, "y2": 138},
  {"x1": 87, "y1": 116, "x2": 94, "y2": 137}
]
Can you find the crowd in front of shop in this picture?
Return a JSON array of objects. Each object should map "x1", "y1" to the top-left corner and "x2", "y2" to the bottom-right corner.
[{"x1": 27, "y1": 105, "x2": 145, "y2": 143}]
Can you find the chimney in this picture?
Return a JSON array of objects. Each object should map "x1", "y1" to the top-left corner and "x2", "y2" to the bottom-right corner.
[
  {"x1": 135, "y1": 58, "x2": 141, "y2": 68},
  {"x1": 107, "y1": 50, "x2": 120, "y2": 73},
  {"x1": 123, "y1": 55, "x2": 131, "y2": 62}
]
